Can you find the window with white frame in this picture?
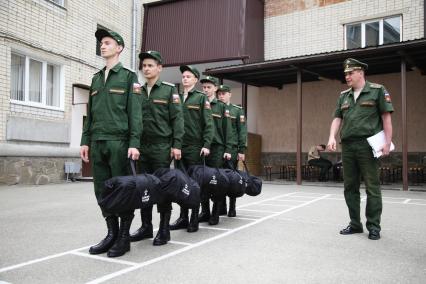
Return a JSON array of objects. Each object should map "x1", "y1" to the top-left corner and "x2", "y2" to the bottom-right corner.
[
  {"x1": 345, "y1": 15, "x2": 402, "y2": 49},
  {"x1": 10, "y1": 52, "x2": 63, "y2": 109}
]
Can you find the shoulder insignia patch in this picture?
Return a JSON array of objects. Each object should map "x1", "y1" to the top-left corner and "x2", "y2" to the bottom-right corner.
[
  {"x1": 204, "y1": 100, "x2": 211, "y2": 110},
  {"x1": 162, "y1": 81, "x2": 175, "y2": 87},
  {"x1": 384, "y1": 91, "x2": 392, "y2": 103},
  {"x1": 133, "y1": 83, "x2": 142, "y2": 94},
  {"x1": 370, "y1": 83, "x2": 382, "y2": 88},
  {"x1": 224, "y1": 109, "x2": 230, "y2": 118},
  {"x1": 172, "y1": 94, "x2": 180, "y2": 104}
]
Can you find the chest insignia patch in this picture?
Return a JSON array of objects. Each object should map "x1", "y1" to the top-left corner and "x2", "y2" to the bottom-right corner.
[{"x1": 240, "y1": 115, "x2": 245, "y2": 123}]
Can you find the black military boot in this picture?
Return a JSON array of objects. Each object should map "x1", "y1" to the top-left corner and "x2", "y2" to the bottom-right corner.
[
  {"x1": 89, "y1": 216, "x2": 119, "y2": 255},
  {"x1": 219, "y1": 196, "x2": 227, "y2": 215},
  {"x1": 129, "y1": 207, "x2": 153, "y2": 242},
  {"x1": 198, "y1": 201, "x2": 210, "y2": 223},
  {"x1": 228, "y1": 197, "x2": 236, "y2": 217},
  {"x1": 153, "y1": 211, "x2": 171, "y2": 246},
  {"x1": 169, "y1": 207, "x2": 189, "y2": 230},
  {"x1": 107, "y1": 215, "x2": 134, "y2": 258},
  {"x1": 187, "y1": 207, "x2": 199, "y2": 232},
  {"x1": 208, "y1": 201, "x2": 221, "y2": 225}
]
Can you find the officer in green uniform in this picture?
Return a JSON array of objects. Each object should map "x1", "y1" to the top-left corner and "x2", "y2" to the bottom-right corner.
[
  {"x1": 129, "y1": 51, "x2": 184, "y2": 246},
  {"x1": 217, "y1": 84, "x2": 248, "y2": 217},
  {"x1": 200, "y1": 76, "x2": 233, "y2": 225},
  {"x1": 327, "y1": 58, "x2": 394, "y2": 240},
  {"x1": 169, "y1": 65, "x2": 214, "y2": 233},
  {"x1": 80, "y1": 28, "x2": 142, "y2": 257}
]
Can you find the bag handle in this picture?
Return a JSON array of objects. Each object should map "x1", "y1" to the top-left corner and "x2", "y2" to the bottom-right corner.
[
  {"x1": 175, "y1": 159, "x2": 189, "y2": 176},
  {"x1": 225, "y1": 159, "x2": 236, "y2": 171},
  {"x1": 129, "y1": 159, "x2": 137, "y2": 177},
  {"x1": 242, "y1": 160, "x2": 251, "y2": 176}
]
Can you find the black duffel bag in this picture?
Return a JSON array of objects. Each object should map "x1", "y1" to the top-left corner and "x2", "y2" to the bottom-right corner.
[
  {"x1": 239, "y1": 161, "x2": 262, "y2": 196},
  {"x1": 220, "y1": 160, "x2": 245, "y2": 198},
  {"x1": 188, "y1": 158, "x2": 228, "y2": 202},
  {"x1": 153, "y1": 161, "x2": 200, "y2": 208},
  {"x1": 98, "y1": 160, "x2": 161, "y2": 213}
]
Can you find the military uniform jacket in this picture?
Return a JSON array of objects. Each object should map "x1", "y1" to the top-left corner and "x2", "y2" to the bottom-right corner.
[
  {"x1": 141, "y1": 80, "x2": 184, "y2": 149},
  {"x1": 81, "y1": 62, "x2": 142, "y2": 148},
  {"x1": 226, "y1": 104, "x2": 248, "y2": 154},
  {"x1": 181, "y1": 88, "x2": 214, "y2": 148},
  {"x1": 210, "y1": 98, "x2": 233, "y2": 153},
  {"x1": 334, "y1": 81, "x2": 394, "y2": 142}
]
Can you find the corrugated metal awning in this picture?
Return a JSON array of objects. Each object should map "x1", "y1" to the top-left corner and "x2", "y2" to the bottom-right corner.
[{"x1": 204, "y1": 38, "x2": 426, "y2": 88}]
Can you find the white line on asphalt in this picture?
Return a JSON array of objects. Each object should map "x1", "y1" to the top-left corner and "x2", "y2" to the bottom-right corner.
[
  {"x1": 0, "y1": 192, "x2": 297, "y2": 275},
  {"x1": 231, "y1": 217, "x2": 258, "y2": 221},
  {"x1": 236, "y1": 192, "x2": 298, "y2": 209},
  {"x1": 167, "y1": 240, "x2": 193, "y2": 246},
  {"x1": 85, "y1": 193, "x2": 331, "y2": 284},
  {"x1": 198, "y1": 226, "x2": 230, "y2": 231},
  {"x1": 237, "y1": 208, "x2": 281, "y2": 213},
  {"x1": 0, "y1": 245, "x2": 91, "y2": 274},
  {"x1": 235, "y1": 214, "x2": 262, "y2": 219},
  {"x1": 403, "y1": 199, "x2": 411, "y2": 204},
  {"x1": 258, "y1": 203, "x2": 292, "y2": 207},
  {"x1": 70, "y1": 251, "x2": 138, "y2": 266},
  {"x1": 275, "y1": 199, "x2": 307, "y2": 203}
]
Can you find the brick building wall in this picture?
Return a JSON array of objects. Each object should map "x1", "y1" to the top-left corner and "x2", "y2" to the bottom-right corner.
[
  {"x1": 0, "y1": 0, "x2": 146, "y2": 184},
  {"x1": 264, "y1": 0, "x2": 425, "y2": 60}
]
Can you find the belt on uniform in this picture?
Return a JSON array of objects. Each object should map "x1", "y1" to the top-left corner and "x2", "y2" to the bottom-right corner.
[{"x1": 341, "y1": 136, "x2": 369, "y2": 143}]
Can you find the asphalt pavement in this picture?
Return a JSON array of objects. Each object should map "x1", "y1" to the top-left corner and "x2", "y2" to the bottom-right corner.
[{"x1": 0, "y1": 182, "x2": 425, "y2": 284}]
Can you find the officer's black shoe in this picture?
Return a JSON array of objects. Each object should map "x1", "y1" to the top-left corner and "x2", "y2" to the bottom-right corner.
[
  {"x1": 130, "y1": 207, "x2": 153, "y2": 242},
  {"x1": 208, "y1": 201, "x2": 220, "y2": 225},
  {"x1": 187, "y1": 207, "x2": 199, "y2": 233},
  {"x1": 219, "y1": 197, "x2": 227, "y2": 216},
  {"x1": 198, "y1": 201, "x2": 210, "y2": 223},
  {"x1": 228, "y1": 197, "x2": 236, "y2": 217},
  {"x1": 339, "y1": 225, "x2": 364, "y2": 235},
  {"x1": 89, "y1": 216, "x2": 119, "y2": 255},
  {"x1": 368, "y1": 229, "x2": 381, "y2": 240},
  {"x1": 107, "y1": 215, "x2": 133, "y2": 258},
  {"x1": 153, "y1": 211, "x2": 171, "y2": 246},
  {"x1": 169, "y1": 208, "x2": 189, "y2": 230}
]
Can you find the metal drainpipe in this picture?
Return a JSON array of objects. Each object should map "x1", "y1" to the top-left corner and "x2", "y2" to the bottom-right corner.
[{"x1": 131, "y1": 0, "x2": 138, "y2": 70}]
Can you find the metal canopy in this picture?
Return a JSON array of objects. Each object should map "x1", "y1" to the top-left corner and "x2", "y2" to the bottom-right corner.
[{"x1": 204, "y1": 38, "x2": 426, "y2": 88}]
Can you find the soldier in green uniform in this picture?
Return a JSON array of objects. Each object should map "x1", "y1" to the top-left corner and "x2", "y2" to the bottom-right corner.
[
  {"x1": 327, "y1": 58, "x2": 394, "y2": 240},
  {"x1": 129, "y1": 51, "x2": 184, "y2": 246},
  {"x1": 200, "y1": 76, "x2": 233, "y2": 225},
  {"x1": 80, "y1": 29, "x2": 142, "y2": 257},
  {"x1": 217, "y1": 84, "x2": 248, "y2": 217},
  {"x1": 169, "y1": 65, "x2": 214, "y2": 233}
]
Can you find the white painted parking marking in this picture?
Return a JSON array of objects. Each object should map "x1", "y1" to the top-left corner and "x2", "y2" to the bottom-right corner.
[
  {"x1": 198, "y1": 226, "x2": 230, "y2": 231},
  {"x1": 0, "y1": 245, "x2": 91, "y2": 274},
  {"x1": 85, "y1": 194, "x2": 331, "y2": 284},
  {"x1": 70, "y1": 251, "x2": 138, "y2": 266}
]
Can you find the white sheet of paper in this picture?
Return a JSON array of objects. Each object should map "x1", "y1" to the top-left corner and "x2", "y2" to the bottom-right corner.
[{"x1": 366, "y1": 130, "x2": 395, "y2": 158}]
